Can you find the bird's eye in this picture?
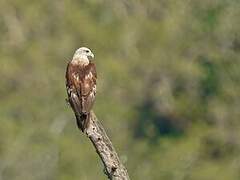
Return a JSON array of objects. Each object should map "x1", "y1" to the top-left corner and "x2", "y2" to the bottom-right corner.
[{"x1": 86, "y1": 50, "x2": 89, "y2": 53}]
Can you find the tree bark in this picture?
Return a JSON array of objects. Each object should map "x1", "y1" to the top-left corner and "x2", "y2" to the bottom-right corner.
[{"x1": 72, "y1": 109, "x2": 130, "y2": 180}]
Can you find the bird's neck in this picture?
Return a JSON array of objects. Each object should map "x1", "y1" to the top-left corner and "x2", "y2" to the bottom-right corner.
[{"x1": 72, "y1": 55, "x2": 89, "y2": 66}]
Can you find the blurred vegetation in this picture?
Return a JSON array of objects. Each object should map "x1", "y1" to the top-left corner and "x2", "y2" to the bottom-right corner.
[{"x1": 0, "y1": 0, "x2": 240, "y2": 179}]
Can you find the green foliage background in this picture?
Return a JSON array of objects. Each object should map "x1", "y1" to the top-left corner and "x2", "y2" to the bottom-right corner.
[{"x1": 0, "y1": 0, "x2": 240, "y2": 179}]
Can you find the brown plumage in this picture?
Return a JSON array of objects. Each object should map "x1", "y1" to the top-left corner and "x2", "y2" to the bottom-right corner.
[{"x1": 66, "y1": 47, "x2": 97, "y2": 132}]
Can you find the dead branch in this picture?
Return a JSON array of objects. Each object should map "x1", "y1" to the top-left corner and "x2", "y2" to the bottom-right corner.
[{"x1": 70, "y1": 108, "x2": 130, "y2": 180}]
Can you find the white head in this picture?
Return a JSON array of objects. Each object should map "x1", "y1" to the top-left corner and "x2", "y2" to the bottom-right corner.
[{"x1": 72, "y1": 47, "x2": 94, "y2": 65}]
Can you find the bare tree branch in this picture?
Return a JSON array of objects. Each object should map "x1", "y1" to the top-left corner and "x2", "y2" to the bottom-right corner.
[{"x1": 70, "y1": 107, "x2": 130, "y2": 180}]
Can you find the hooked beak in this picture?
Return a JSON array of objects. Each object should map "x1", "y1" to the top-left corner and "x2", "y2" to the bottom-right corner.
[{"x1": 89, "y1": 52, "x2": 94, "y2": 59}]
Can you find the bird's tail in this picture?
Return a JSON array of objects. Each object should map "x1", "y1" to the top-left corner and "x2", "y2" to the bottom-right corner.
[
  {"x1": 69, "y1": 93, "x2": 90, "y2": 132},
  {"x1": 76, "y1": 113, "x2": 90, "y2": 132}
]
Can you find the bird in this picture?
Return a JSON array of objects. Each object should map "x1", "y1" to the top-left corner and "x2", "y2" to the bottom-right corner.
[{"x1": 66, "y1": 47, "x2": 97, "y2": 132}]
